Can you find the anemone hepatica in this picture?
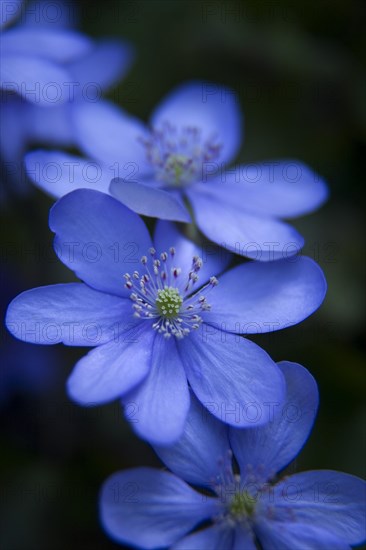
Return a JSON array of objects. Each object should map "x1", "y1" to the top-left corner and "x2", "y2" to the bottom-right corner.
[
  {"x1": 25, "y1": 82, "x2": 328, "y2": 260},
  {"x1": 0, "y1": 0, "x2": 134, "y2": 200},
  {"x1": 6, "y1": 190, "x2": 326, "y2": 444},
  {"x1": 100, "y1": 362, "x2": 366, "y2": 550}
]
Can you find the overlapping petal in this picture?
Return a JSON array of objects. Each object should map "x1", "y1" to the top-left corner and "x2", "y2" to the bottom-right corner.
[
  {"x1": 154, "y1": 393, "x2": 231, "y2": 488},
  {"x1": 151, "y1": 81, "x2": 242, "y2": 165},
  {"x1": 25, "y1": 150, "x2": 111, "y2": 197},
  {"x1": 124, "y1": 334, "x2": 190, "y2": 445},
  {"x1": 203, "y1": 256, "x2": 327, "y2": 333},
  {"x1": 264, "y1": 471, "x2": 366, "y2": 546},
  {"x1": 67, "y1": 322, "x2": 153, "y2": 405},
  {"x1": 173, "y1": 525, "x2": 235, "y2": 550},
  {"x1": 110, "y1": 178, "x2": 191, "y2": 222},
  {"x1": 230, "y1": 362, "x2": 319, "y2": 482},
  {"x1": 179, "y1": 330, "x2": 285, "y2": 428},
  {"x1": 100, "y1": 468, "x2": 218, "y2": 549},
  {"x1": 195, "y1": 161, "x2": 328, "y2": 218},
  {"x1": 187, "y1": 186, "x2": 304, "y2": 261},
  {"x1": 73, "y1": 100, "x2": 151, "y2": 171},
  {"x1": 49, "y1": 189, "x2": 152, "y2": 297},
  {"x1": 0, "y1": 54, "x2": 71, "y2": 105},
  {"x1": 5, "y1": 282, "x2": 129, "y2": 346}
]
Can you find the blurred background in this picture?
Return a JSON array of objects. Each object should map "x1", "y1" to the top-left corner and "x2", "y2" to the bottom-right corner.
[{"x1": 1, "y1": 0, "x2": 365, "y2": 548}]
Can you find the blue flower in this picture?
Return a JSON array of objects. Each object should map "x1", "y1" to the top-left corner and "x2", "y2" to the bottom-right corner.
[
  {"x1": 6, "y1": 189, "x2": 326, "y2": 444},
  {"x1": 100, "y1": 362, "x2": 366, "y2": 549},
  {"x1": 0, "y1": 0, "x2": 134, "y2": 201},
  {"x1": 25, "y1": 82, "x2": 328, "y2": 261}
]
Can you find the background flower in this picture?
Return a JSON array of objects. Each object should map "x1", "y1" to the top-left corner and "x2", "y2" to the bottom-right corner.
[
  {"x1": 25, "y1": 81, "x2": 328, "y2": 261},
  {"x1": 0, "y1": 0, "x2": 134, "y2": 202},
  {"x1": 100, "y1": 362, "x2": 366, "y2": 549}
]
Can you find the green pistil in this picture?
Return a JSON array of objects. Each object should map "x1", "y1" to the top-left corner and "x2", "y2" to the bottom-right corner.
[
  {"x1": 156, "y1": 286, "x2": 183, "y2": 318},
  {"x1": 230, "y1": 491, "x2": 256, "y2": 519},
  {"x1": 165, "y1": 154, "x2": 190, "y2": 185}
]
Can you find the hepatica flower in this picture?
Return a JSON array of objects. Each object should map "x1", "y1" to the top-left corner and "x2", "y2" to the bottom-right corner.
[
  {"x1": 1, "y1": 0, "x2": 133, "y2": 200},
  {"x1": 0, "y1": 0, "x2": 92, "y2": 105},
  {"x1": 25, "y1": 82, "x2": 328, "y2": 260},
  {"x1": 100, "y1": 362, "x2": 366, "y2": 549},
  {"x1": 6, "y1": 189, "x2": 326, "y2": 444}
]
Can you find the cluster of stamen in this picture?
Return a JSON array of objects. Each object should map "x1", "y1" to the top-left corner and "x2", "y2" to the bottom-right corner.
[
  {"x1": 140, "y1": 122, "x2": 222, "y2": 187},
  {"x1": 124, "y1": 247, "x2": 218, "y2": 339}
]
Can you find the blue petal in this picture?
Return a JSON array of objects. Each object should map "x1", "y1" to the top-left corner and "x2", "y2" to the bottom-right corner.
[
  {"x1": 233, "y1": 526, "x2": 257, "y2": 550},
  {"x1": 261, "y1": 471, "x2": 366, "y2": 546},
  {"x1": 178, "y1": 330, "x2": 285, "y2": 428},
  {"x1": 73, "y1": 99, "x2": 151, "y2": 171},
  {"x1": 197, "y1": 161, "x2": 328, "y2": 218},
  {"x1": 100, "y1": 467, "x2": 219, "y2": 549},
  {"x1": 25, "y1": 105, "x2": 74, "y2": 146},
  {"x1": 6, "y1": 283, "x2": 130, "y2": 346},
  {"x1": 67, "y1": 322, "x2": 153, "y2": 405},
  {"x1": 49, "y1": 189, "x2": 152, "y2": 297},
  {"x1": 1, "y1": 28, "x2": 91, "y2": 61},
  {"x1": 154, "y1": 220, "x2": 231, "y2": 291},
  {"x1": 123, "y1": 334, "x2": 190, "y2": 445},
  {"x1": 203, "y1": 256, "x2": 327, "y2": 334},
  {"x1": 0, "y1": 0, "x2": 22, "y2": 29},
  {"x1": 173, "y1": 524, "x2": 234, "y2": 549},
  {"x1": 0, "y1": 53, "x2": 72, "y2": 105},
  {"x1": 187, "y1": 186, "x2": 304, "y2": 261},
  {"x1": 255, "y1": 520, "x2": 351, "y2": 550},
  {"x1": 230, "y1": 362, "x2": 319, "y2": 483},
  {"x1": 154, "y1": 393, "x2": 231, "y2": 489},
  {"x1": 110, "y1": 178, "x2": 191, "y2": 222},
  {"x1": 25, "y1": 150, "x2": 111, "y2": 198},
  {"x1": 151, "y1": 81, "x2": 242, "y2": 165},
  {"x1": 68, "y1": 39, "x2": 134, "y2": 93}
]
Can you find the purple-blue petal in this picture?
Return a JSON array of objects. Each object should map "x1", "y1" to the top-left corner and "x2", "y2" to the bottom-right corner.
[
  {"x1": 5, "y1": 282, "x2": 130, "y2": 346},
  {"x1": 0, "y1": 53, "x2": 72, "y2": 105},
  {"x1": 197, "y1": 160, "x2": 328, "y2": 218},
  {"x1": 123, "y1": 334, "x2": 190, "y2": 445},
  {"x1": 72, "y1": 99, "x2": 151, "y2": 171},
  {"x1": 187, "y1": 186, "x2": 304, "y2": 261},
  {"x1": 255, "y1": 520, "x2": 351, "y2": 550},
  {"x1": 1, "y1": 28, "x2": 91, "y2": 61},
  {"x1": 230, "y1": 362, "x2": 319, "y2": 483},
  {"x1": 25, "y1": 150, "x2": 111, "y2": 198},
  {"x1": 67, "y1": 321, "x2": 153, "y2": 405},
  {"x1": 178, "y1": 329, "x2": 285, "y2": 428},
  {"x1": 260, "y1": 470, "x2": 366, "y2": 546},
  {"x1": 100, "y1": 467, "x2": 218, "y2": 549},
  {"x1": 68, "y1": 39, "x2": 134, "y2": 93},
  {"x1": 154, "y1": 393, "x2": 231, "y2": 489},
  {"x1": 151, "y1": 81, "x2": 243, "y2": 166},
  {"x1": 49, "y1": 189, "x2": 152, "y2": 297},
  {"x1": 110, "y1": 178, "x2": 191, "y2": 222},
  {"x1": 203, "y1": 256, "x2": 327, "y2": 334}
]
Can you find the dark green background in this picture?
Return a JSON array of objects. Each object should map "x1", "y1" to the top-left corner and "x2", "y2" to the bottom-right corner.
[{"x1": 1, "y1": 0, "x2": 365, "y2": 548}]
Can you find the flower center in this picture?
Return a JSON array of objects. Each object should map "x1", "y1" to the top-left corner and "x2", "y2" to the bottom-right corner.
[
  {"x1": 230, "y1": 491, "x2": 256, "y2": 519},
  {"x1": 124, "y1": 247, "x2": 218, "y2": 339},
  {"x1": 140, "y1": 122, "x2": 222, "y2": 187},
  {"x1": 156, "y1": 287, "x2": 183, "y2": 318}
]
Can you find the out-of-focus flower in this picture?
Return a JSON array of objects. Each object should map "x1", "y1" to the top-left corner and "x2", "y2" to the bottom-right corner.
[
  {"x1": 100, "y1": 362, "x2": 366, "y2": 550},
  {"x1": 6, "y1": 189, "x2": 326, "y2": 444},
  {"x1": 26, "y1": 82, "x2": 328, "y2": 260},
  {"x1": 0, "y1": 0, "x2": 134, "y2": 201}
]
